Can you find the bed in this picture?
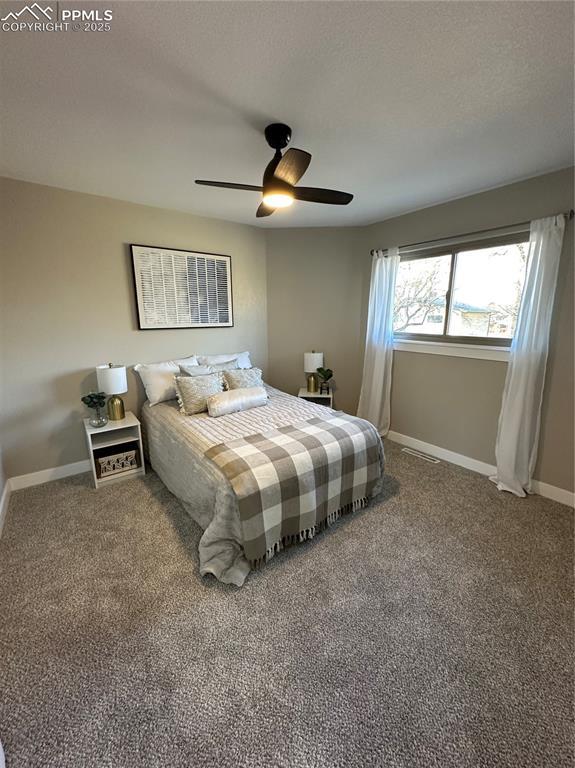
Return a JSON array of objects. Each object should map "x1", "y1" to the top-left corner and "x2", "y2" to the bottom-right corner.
[{"x1": 142, "y1": 385, "x2": 384, "y2": 586}]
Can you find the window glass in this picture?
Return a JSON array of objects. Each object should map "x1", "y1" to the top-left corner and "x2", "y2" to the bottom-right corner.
[
  {"x1": 447, "y1": 242, "x2": 528, "y2": 338},
  {"x1": 393, "y1": 254, "x2": 451, "y2": 335}
]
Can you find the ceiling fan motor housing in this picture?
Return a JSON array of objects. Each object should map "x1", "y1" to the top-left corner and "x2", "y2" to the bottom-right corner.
[{"x1": 264, "y1": 123, "x2": 292, "y2": 150}]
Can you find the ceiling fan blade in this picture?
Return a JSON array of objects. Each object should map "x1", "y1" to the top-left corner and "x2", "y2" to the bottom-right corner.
[
  {"x1": 273, "y1": 149, "x2": 311, "y2": 186},
  {"x1": 293, "y1": 187, "x2": 353, "y2": 205},
  {"x1": 195, "y1": 180, "x2": 262, "y2": 192},
  {"x1": 256, "y1": 202, "x2": 275, "y2": 218}
]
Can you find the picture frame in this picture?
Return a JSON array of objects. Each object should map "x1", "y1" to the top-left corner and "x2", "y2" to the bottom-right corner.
[{"x1": 130, "y1": 244, "x2": 233, "y2": 330}]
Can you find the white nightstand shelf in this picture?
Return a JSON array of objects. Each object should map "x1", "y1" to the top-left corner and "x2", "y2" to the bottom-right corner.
[
  {"x1": 84, "y1": 411, "x2": 145, "y2": 489},
  {"x1": 298, "y1": 387, "x2": 333, "y2": 408}
]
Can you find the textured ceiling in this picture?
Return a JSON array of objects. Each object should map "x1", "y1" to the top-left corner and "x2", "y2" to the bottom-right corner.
[{"x1": 1, "y1": 1, "x2": 573, "y2": 227}]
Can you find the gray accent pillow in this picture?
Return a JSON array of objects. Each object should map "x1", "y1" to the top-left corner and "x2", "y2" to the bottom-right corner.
[
  {"x1": 175, "y1": 373, "x2": 224, "y2": 415},
  {"x1": 197, "y1": 351, "x2": 251, "y2": 369},
  {"x1": 209, "y1": 359, "x2": 239, "y2": 372},
  {"x1": 223, "y1": 367, "x2": 264, "y2": 390},
  {"x1": 179, "y1": 364, "x2": 215, "y2": 376}
]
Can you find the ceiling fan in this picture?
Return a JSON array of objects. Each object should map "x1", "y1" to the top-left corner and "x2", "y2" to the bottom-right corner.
[{"x1": 195, "y1": 123, "x2": 353, "y2": 218}]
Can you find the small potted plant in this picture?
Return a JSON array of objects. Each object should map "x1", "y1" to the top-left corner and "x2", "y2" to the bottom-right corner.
[
  {"x1": 81, "y1": 391, "x2": 108, "y2": 428},
  {"x1": 316, "y1": 366, "x2": 333, "y2": 395}
]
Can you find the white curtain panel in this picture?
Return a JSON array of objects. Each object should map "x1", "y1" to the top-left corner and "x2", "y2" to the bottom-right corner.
[
  {"x1": 491, "y1": 215, "x2": 566, "y2": 497},
  {"x1": 357, "y1": 247, "x2": 400, "y2": 435}
]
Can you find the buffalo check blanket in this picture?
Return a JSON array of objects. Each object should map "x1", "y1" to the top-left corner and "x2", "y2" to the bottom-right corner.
[{"x1": 205, "y1": 413, "x2": 384, "y2": 568}]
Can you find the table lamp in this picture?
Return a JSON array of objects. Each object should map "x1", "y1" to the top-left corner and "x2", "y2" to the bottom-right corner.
[
  {"x1": 96, "y1": 364, "x2": 127, "y2": 420},
  {"x1": 304, "y1": 351, "x2": 324, "y2": 393}
]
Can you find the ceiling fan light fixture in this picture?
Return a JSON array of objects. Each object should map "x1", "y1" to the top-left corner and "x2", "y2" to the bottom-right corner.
[
  {"x1": 262, "y1": 191, "x2": 294, "y2": 208},
  {"x1": 196, "y1": 123, "x2": 354, "y2": 218}
]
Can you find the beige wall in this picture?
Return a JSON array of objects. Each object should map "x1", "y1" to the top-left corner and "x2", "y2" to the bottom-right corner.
[
  {"x1": 0, "y1": 442, "x2": 5, "y2": 501},
  {"x1": 0, "y1": 178, "x2": 267, "y2": 477},
  {"x1": 267, "y1": 168, "x2": 574, "y2": 493},
  {"x1": 0, "y1": 206, "x2": 6, "y2": 499},
  {"x1": 389, "y1": 353, "x2": 508, "y2": 463},
  {"x1": 265, "y1": 228, "x2": 365, "y2": 415}
]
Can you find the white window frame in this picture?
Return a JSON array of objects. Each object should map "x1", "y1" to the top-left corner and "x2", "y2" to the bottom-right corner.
[
  {"x1": 393, "y1": 230, "x2": 529, "y2": 360},
  {"x1": 393, "y1": 338, "x2": 510, "y2": 362}
]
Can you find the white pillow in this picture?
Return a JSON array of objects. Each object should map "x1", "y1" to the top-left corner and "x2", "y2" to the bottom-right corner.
[
  {"x1": 197, "y1": 351, "x2": 252, "y2": 369},
  {"x1": 134, "y1": 355, "x2": 198, "y2": 405},
  {"x1": 206, "y1": 386, "x2": 268, "y2": 418}
]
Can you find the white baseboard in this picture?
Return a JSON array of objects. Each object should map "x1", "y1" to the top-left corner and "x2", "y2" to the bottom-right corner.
[
  {"x1": 387, "y1": 431, "x2": 497, "y2": 476},
  {"x1": 0, "y1": 460, "x2": 91, "y2": 537},
  {"x1": 386, "y1": 431, "x2": 574, "y2": 508},
  {"x1": 8, "y1": 460, "x2": 91, "y2": 491},
  {"x1": 529, "y1": 480, "x2": 574, "y2": 508},
  {"x1": 0, "y1": 481, "x2": 11, "y2": 537}
]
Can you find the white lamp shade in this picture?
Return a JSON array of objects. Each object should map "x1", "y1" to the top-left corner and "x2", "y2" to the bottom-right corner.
[
  {"x1": 96, "y1": 364, "x2": 127, "y2": 395},
  {"x1": 304, "y1": 352, "x2": 324, "y2": 373}
]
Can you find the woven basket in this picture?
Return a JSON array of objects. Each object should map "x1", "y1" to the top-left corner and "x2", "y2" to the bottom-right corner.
[{"x1": 98, "y1": 449, "x2": 137, "y2": 477}]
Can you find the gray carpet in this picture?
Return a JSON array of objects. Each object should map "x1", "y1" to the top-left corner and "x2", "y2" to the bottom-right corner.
[{"x1": 0, "y1": 441, "x2": 572, "y2": 768}]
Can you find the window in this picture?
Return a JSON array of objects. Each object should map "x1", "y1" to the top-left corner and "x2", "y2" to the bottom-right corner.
[
  {"x1": 393, "y1": 254, "x2": 451, "y2": 336},
  {"x1": 393, "y1": 234, "x2": 529, "y2": 345}
]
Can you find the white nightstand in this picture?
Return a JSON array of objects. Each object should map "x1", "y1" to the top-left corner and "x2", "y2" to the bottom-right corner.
[
  {"x1": 298, "y1": 387, "x2": 333, "y2": 408},
  {"x1": 84, "y1": 411, "x2": 145, "y2": 489}
]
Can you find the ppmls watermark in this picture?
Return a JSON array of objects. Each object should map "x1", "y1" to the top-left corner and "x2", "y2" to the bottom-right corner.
[{"x1": 1, "y1": 3, "x2": 114, "y2": 32}]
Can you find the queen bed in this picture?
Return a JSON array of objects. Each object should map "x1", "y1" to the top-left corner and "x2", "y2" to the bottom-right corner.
[{"x1": 141, "y1": 383, "x2": 384, "y2": 586}]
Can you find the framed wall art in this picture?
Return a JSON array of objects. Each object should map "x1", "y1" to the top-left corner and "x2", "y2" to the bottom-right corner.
[{"x1": 130, "y1": 244, "x2": 233, "y2": 330}]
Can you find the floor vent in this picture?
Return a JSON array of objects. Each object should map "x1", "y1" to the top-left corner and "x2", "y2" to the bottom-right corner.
[{"x1": 401, "y1": 447, "x2": 440, "y2": 464}]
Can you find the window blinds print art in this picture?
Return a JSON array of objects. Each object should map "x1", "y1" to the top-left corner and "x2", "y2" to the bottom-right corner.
[{"x1": 131, "y1": 244, "x2": 233, "y2": 329}]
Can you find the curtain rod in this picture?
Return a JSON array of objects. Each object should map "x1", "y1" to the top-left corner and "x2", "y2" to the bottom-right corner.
[{"x1": 370, "y1": 208, "x2": 574, "y2": 256}]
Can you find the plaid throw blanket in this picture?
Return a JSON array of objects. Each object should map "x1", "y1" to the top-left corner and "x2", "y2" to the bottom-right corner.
[{"x1": 205, "y1": 413, "x2": 384, "y2": 568}]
